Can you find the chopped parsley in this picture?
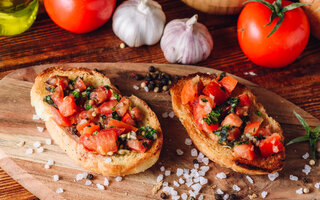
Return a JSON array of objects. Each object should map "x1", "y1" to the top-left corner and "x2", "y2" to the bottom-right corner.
[
  {"x1": 82, "y1": 86, "x2": 94, "y2": 98},
  {"x1": 138, "y1": 126, "x2": 157, "y2": 140},
  {"x1": 256, "y1": 110, "x2": 262, "y2": 117},
  {"x1": 71, "y1": 76, "x2": 78, "y2": 85},
  {"x1": 203, "y1": 107, "x2": 222, "y2": 126},
  {"x1": 213, "y1": 125, "x2": 232, "y2": 144},
  {"x1": 111, "y1": 111, "x2": 121, "y2": 120},
  {"x1": 43, "y1": 95, "x2": 54, "y2": 105},
  {"x1": 84, "y1": 100, "x2": 92, "y2": 110},
  {"x1": 227, "y1": 97, "x2": 240, "y2": 113},
  {"x1": 218, "y1": 72, "x2": 226, "y2": 81},
  {"x1": 92, "y1": 131, "x2": 98, "y2": 136},
  {"x1": 113, "y1": 93, "x2": 121, "y2": 101},
  {"x1": 45, "y1": 86, "x2": 55, "y2": 93},
  {"x1": 201, "y1": 98, "x2": 208, "y2": 103},
  {"x1": 72, "y1": 90, "x2": 80, "y2": 99}
]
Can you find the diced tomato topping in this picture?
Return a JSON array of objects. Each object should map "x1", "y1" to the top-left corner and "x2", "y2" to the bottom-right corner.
[
  {"x1": 107, "y1": 118, "x2": 138, "y2": 133},
  {"x1": 90, "y1": 86, "x2": 111, "y2": 105},
  {"x1": 121, "y1": 112, "x2": 136, "y2": 126},
  {"x1": 50, "y1": 85, "x2": 64, "y2": 106},
  {"x1": 198, "y1": 95, "x2": 215, "y2": 109},
  {"x1": 107, "y1": 127, "x2": 126, "y2": 136},
  {"x1": 58, "y1": 95, "x2": 77, "y2": 117},
  {"x1": 81, "y1": 123, "x2": 100, "y2": 136},
  {"x1": 257, "y1": 126, "x2": 272, "y2": 137},
  {"x1": 204, "y1": 124, "x2": 219, "y2": 133},
  {"x1": 238, "y1": 93, "x2": 251, "y2": 107},
  {"x1": 78, "y1": 109, "x2": 97, "y2": 121},
  {"x1": 127, "y1": 137, "x2": 151, "y2": 153},
  {"x1": 217, "y1": 74, "x2": 238, "y2": 94},
  {"x1": 47, "y1": 76, "x2": 68, "y2": 90},
  {"x1": 235, "y1": 106, "x2": 249, "y2": 116},
  {"x1": 129, "y1": 107, "x2": 143, "y2": 121},
  {"x1": 221, "y1": 113, "x2": 243, "y2": 127},
  {"x1": 96, "y1": 100, "x2": 118, "y2": 115},
  {"x1": 79, "y1": 134, "x2": 97, "y2": 152},
  {"x1": 50, "y1": 106, "x2": 71, "y2": 127},
  {"x1": 74, "y1": 77, "x2": 86, "y2": 92},
  {"x1": 202, "y1": 81, "x2": 229, "y2": 105},
  {"x1": 234, "y1": 144, "x2": 256, "y2": 161},
  {"x1": 259, "y1": 133, "x2": 284, "y2": 157},
  {"x1": 76, "y1": 119, "x2": 90, "y2": 132},
  {"x1": 227, "y1": 128, "x2": 241, "y2": 141},
  {"x1": 181, "y1": 78, "x2": 202, "y2": 105},
  {"x1": 244, "y1": 122, "x2": 261, "y2": 136},
  {"x1": 115, "y1": 97, "x2": 130, "y2": 117}
]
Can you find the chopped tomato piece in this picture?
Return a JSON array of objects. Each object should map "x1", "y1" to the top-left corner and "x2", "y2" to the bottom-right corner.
[
  {"x1": 129, "y1": 107, "x2": 143, "y2": 121},
  {"x1": 106, "y1": 127, "x2": 126, "y2": 136},
  {"x1": 78, "y1": 109, "x2": 97, "y2": 121},
  {"x1": 115, "y1": 96, "x2": 130, "y2": 117},
  {"x1": 234, "y1": 144, "x2": 255, "y2": 161},
  {"x1": 96, "y1": 100, "x2": 118, "y2": 115},
  {"x1": 90, "y1": 86, "x2": 111, "y2": 105},
  {"x1": 244, "y1": 122, "x2": 261, "y2": 136},
  {"x1": 79, "y1": 134, "x2": 97, "y2": 152},
  {"x1": 76, "y1": 119, "x2": 90, "y2": 132},
  {"x1": 257, "y1": 126, "x2": 272, "y2": 137},
  {"x1": 50, "y1": 106, "x2": 71, "y2": 127},
  {"x1": 238, "y1": 93, "x2": 251, "y2": 107},
  {"x1": 58, "y1": 96, "x2": 77, "y2": 117},
  {"x1": 74, "y1": 77, "x2": 86, "y2": 91},
  {"x1": 227, "y1": 128, "x2": 241, "y2": 141},
  {"x1": 202, "y1": 81, "x2": 229, "y2": 105},
  {"x1": 217, "y1": 74, "x2": 238, "y2": 94},
  {"x1": 96, "y1": 129, "x2": 119, "y2": 155},
  {"x1": 181, "y1": 77, "x2": 202, "y2": 105},
  {"x1": 81, "y1": 123, "x2": 100, "y2": 135},
  {"x1": 204, "y1": 124, "x2": 219, "y2": 133},
  {"x1": 235, "y1": 106, "x2": 249, "y2": 116},
  {"x1": 198, "y1": 95, "x2": 215, "y2": 109},
  {"x1": 221, "y1": 113, "x2": 243, "y2": 127},
  {"x1": 121, "y1": 112, "x2": 136, "y2": 126},
  {"x1": 50, "y1": 85, "x2": 64, "y2": 106},
  {"x1": 259, "y1": 133, "x2": 283, "y2": 157},
  {"x1": 127, "y1": 137, "x2": 151, "y2": 153},
  {"x1": 46, "y1": 75, "x2": 68, "y2": 90},
  {"x1": 107, "y1": 118, "x2": 138, "y2": 133}
]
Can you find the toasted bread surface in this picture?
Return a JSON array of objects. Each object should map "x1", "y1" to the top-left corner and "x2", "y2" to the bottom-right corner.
[
  {"x1": 170, "y1": 73, "x2": 285, "y2": 175},
  {"x1": 31, "y1": 67, "x2": 163, "y2": 176}
]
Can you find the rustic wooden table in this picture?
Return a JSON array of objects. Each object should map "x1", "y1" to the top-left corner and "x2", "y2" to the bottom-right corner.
[{"x1": 0, "y1": 0, "x2": 319, "y2": 199}]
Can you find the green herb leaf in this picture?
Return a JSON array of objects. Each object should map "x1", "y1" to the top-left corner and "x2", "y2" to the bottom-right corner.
[
  {"x1": 113, "y1": 93, "x2": 121, "y2": 101},
  {"x1": 203, "y1": 107, "x2": 222, "y2": 126},
  {"x1": 72, "y1": 90, "x2": 79, "y2": 99},
  {"x1": 92, "y1": 131, "x2": 98, "y2": 136},
  {"x1": 218, "y1": 72, "x2": 226, "y2": 81},
  {"x1": 45, "y1": 86, "x2": 55, "y2": 93},
  {"x1": 138, "y1": 126, "x2": 157, "y2": 140},
  {"x1": 201, "y1": 98, "x2": 208, "y2": 103},
  {"x1": 84, "y1": 100, "x2": 92, "y2": 110},
  {"x1": 293, "y1": 110, "x2": 311, "y2": 133},
  {"x1": 43, "y1": 95, "x2": 54, "y2": 105},
  {"x1": 227, "y1": 97, "x2": 240, "y2": 113},
  {"x1": 213, "y1": 125, "x2": 231, "y2": 144},
  {"x1": 256, "y1": 111, "x2": 262, "y2": 117},
  {"x1": 72, "y1": 76, "x2": 78, "y2": 86}
]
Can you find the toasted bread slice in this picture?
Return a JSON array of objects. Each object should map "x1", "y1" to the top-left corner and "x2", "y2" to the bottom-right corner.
[
  {"x1": 31, "y1": 67, "x2": 163, "y2": 176},
  {"x1": 170, "y1": 73, "x2": 285, "y2": 175}
]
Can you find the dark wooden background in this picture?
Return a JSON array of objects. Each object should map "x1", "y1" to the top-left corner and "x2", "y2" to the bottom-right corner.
[{"x1": 0, "y1": 0, "x2": 319, "y2": 199}]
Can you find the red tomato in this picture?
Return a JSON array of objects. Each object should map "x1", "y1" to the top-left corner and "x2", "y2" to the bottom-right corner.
[
  {"x1": 79, "y1": 134, "x2": 97, "y2": 152},
  {"x1": 46, "y1": 76, "x2": 68, "y2": 90},
  {"x1": 50, "y1": 85, "x2": 64, "y2": 106},
  {"x1": 235, "y1": 106, "x2": 249, "y2": 117},
  {"x1": 244, "y1": 122, "x2": 261, "y2": 136},
  {"x1": 227, "y1": 128, "x2": 241, "y2": 141},
  {"x1": 81, "y1": 123, "x2": 100, "y2": 135},
  {"x1": 221, "y1": 113, "x2": 243, "y2": 127},
  {"x1": 129, "y1": 107, "x2": 143, "y2": 121},
  {"x1": 127, "y1": 136, "x2": 151, "y2": 153},
  {"x1": 58, "y1": 96, "x2": 77, "y2": 117},
  {"x1": 76, "y1": 119, "x2": 90, "y2": 132},
  {"x1": 202, "y1": 81, "x2": 229, "y2": 105},
  {"x1": 192, "y1": 97, "x2": 218, "y2": 133},
  {"x1": 121, "y1": 112, "x2": 136, "y2": 126},
  {"x1": 50, "y1": 106, "x2": 71, "y2": 127},
  {"x1": 44, "y1": 0, "x2": 116, "y2": 33},
  {"x1": 234, "y1": 144, "x2": 256, "y2": 161},
  {"x1": 257, "y1": 126, "x2": 272, "y2": 137},
  {"x1": 115, "y1": 97, "x2": 130, "y2": 117},
  {"x1": 96, "y1": 100, "x2": 118, "y2": 115},
  {"x1": 96, "y1": 129, "x2": 119, "y2": 154},
  {"x1": 181, "y1": 79, "x2": 203, "y2": 105},
  {"x1": 237, "y1": 0, "x2": 310, "y2": 68},
  {"x1": 259, "y1": 133, "x2": 284, "y2": 157},
  {"x1": 238, "y1": 93, "x2": 251, "y2": 107},
  {"x1": 74, "y1": 77, "x2": 86, "y2": 92},
  {"x1": 217, "y1": 74, "x2": 238, "y2": 94},
  {"x1": 107, "y1": 119, "x2": 138, "y2": 133},
  {"x1": 90, "y1": 86, "x2": 111, "y2": 105}
]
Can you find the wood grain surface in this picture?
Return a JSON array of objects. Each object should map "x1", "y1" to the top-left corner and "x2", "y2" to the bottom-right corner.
[
  {"x1": 0, "y1": 0, "x2": 319, "y2": 199},
  {"x1": 0, "y1": 63, "x2": 319, "y2": 200}
]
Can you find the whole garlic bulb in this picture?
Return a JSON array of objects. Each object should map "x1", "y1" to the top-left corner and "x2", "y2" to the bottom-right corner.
[
  {"x1": 112, "y1": 0, "x2": 166, "y2": 47},
  {"x1": 160, "y1": 15, "x2": 213, "y2": 64}
]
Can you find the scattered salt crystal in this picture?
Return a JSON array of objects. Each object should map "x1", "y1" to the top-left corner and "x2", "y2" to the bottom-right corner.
[
  {"x1": 26, "y1": 148, "x2": 33, "y2": 155},
  {"x1": 133, "y1": 85, "x2": 139, "y2": 90},
  {"x1": 202, "y1": 157, "x2": 209, "y2": 165},
  {"x1": 315, "y1": 182, "x2": 320, "y2": 189},
  {"x1": 176, "y1": 149, "x2": 184, "y2": 156},
  {"x1": 188, "y1": 190, "x2": 196, "y2": 197},
  {"x1": 96, "y1": 184, "x2": 105, "y2": 190},
  {"x1": 104, "y1": 177, "x2": 109, "y2": 186},
  {"x1": 172, "y1": 195, "x2": 180, "y2": 200},
  {"x1": 233, "y1": 184, "x2": 241, "y2": 191},
  {"x1": 261, "y1": 191, "x2": 268, "y2": 198},
  {"x1": 194, "y1": 177, "x2": 200, "y2": 183},
  {"x1": 160, "y1": 166, "x2": 165, "y2": 172},
  {"x1": 244, "y1": 72, "x2": 249, "y2": 75},
  {"x1": 200, "y1": 166, "x2": 210, "y2": 173},
  {"x1": 144, "y1": 86, "x2": 149, "y2": 92},
  {"x1": 216, "y1": 172, "x2": 227, "y2": 179},
  {"x1": 191, "y1": 183, "x2": 202, "y2": 191},
  {"x1": 186, "y1": 180, "x2": 193, "y2": 187},
  {"x1": 76, "y1": 173, "x2": 84, "y2": 181},
  {"x1": 185, "y1": 138, "x2": 192, "y2": 146},
  {"x1": 200, "y1": 177, "x2": 208, "y2": 185},
  {"x1": 268, "y1": 172, "x2": 279, "y2": 181},
  {"x1": 223, "y1": 194, "x2": 229, "y2": 200},
  {"x1": 165, "y1": 170, "x2": 171, "y2": 176},
  {"x1": 168, "y1": 111, "x2": 175, "y2": 118},
  {"x1": 37, "y1": 126, "x2": 44, "y2": 132},
  {"x1": 179, "y1": 178, "x2": 185, "y2": 185},
  {"x1": 217, "y1": 188, "x2": 224, "y2": 194},
  {"x1": 173, "y1": 181, "x2": 180, "y2": 187},
  {"x1": 115, "y1": 176, "x2": 122, "y2": 182},
  {"x1": 302, "y1": 152, "x2": 309, "y2": 159},
  {"x1": 171, "y1": 189, "x2": 178, "y2": 196},
  {"x1": 162, "y1": 186, "x2": 170, "y2": 193},
  {"x1": 33, "y1": 141, "x2": 41, "y2": 148},
  {"x1": 37, "y1": 147, "x2": 44, "y2": 153},
  {"x1": 176, "y1": 168, "x2": 183, "y2": 177},
  {"x1": 162, "y1": 112, "x2": 168, "y2": 118},
  {"x1": 163, "y1": 182, "x2": 168, "y2": 187},
  {"x1": 290, "y1": 175, "x2": 298, "y2": 181},
  {"x1": 191, "y1": 148, "x2": 198, "y2": 157},
  {"x1": 44, "y1": 164, "x2": 50, "y2": 169},
  {"x1": 56, "y1": 188, "x2": 63, "y2": 194},
  {"x1": 45, "y1": 138, "x2": 52, "y2": 145},
  {"x1": 53, "y1": 175, "x2": 59, "y2": 181},
  {"x1": 198, "y1": 171, "x2": 205, "y2": 176},
  {"x1": 105, "y1": 157, "x2": 112, "y2": 163},
  {"x1": 198, "y1": 195, "x2": 204, "y2": 200},
  {"x1": 246, "y1": 175, "x2": 254, "y2": 184},
  {"x1": 181, "y1": 193, "x2": 188, "y2": 200},
  {"x1": 194, "y1": 164, "x2": 199, "y2": 169},
  {"x1": 248, "y1": 71, "x2": 257, "y2": 76},
  {"x1": 85, "y1": 180, "x2": 92, "y2": 186},
  {"x1": 302, "y1": 164, "x2": 311, "y2": 175},
  {"x1": 296, "y1": 188, "x2": 303, "y2": 194},
  {"x1": 17, "y1": 141, "x2": 25, "y2": 147},
  {"x1": 33, "y1": 114, "x2": 40, "y2": 120},
  {"x1": 157, "y1": 174, "x2": 164, "y2": 182},
  {"x1": 47, "y1": 160, "x2": 54, "y2": 166}
]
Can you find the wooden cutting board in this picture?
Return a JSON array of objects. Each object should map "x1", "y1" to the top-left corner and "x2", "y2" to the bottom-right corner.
[{"x1": 0, "y1": 63, "x2": 319, "y2": 200}]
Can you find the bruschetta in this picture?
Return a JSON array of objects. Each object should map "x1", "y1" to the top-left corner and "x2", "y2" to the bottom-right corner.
[
  {"x1": 31, "y1": 67, "x2": 162, "y2": 176},
  {"x1": 170, "y1": 73, "x2": 285, "y2": 174}
]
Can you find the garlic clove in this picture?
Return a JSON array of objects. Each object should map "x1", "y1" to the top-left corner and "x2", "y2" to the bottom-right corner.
[{"x1": 160, "y1": 14, "x2": 213, "y2": 64}]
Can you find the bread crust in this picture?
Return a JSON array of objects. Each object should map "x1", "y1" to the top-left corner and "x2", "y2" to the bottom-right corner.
[
  {"x1": 170, "y1": 73, "x2": 285, "y2": 175},
  {"x1": 31, "y1": 67, "x2": 163, "y2": 176}
]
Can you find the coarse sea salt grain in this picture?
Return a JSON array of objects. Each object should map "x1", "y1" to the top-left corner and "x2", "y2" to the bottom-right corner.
[
  {"x1": 168, "y1": 111, "x2": 175, "y2": 118},
  {"x1": 37, "y1": 147, "x2": 44, "y2": 153},
  {"x1": 37, "y1": 126, "x2": 44, "y2": 132},
  {"x1": 191, "y1": 148, "x2": 198, "y2": 157},
  {"x1": 33, "y1": 114, "x2": 40, "y2": 120},
  {"x1": 56, "y1": 188, "x2": 63, "y2": 194},
  {"x1": 115, "y1": 176, "x2": 122, "y2": 182},
  {"x1": 144, "y1": 86, "x2": 149, "y2": 92},
  {"x1": 290, "y1": 175, "x2": 298, "y2": 181},
  {"x1": 33, "y1": 141, "x2": 41, "y2": 148},
  {"x1": 162, "y1": 112, "x2": 168, "y2": 118},
  {"x1": 163, "y1": 182, "x2": 169, "y2": 187},
  {"x1": 296, "y1": 188, "x2": 303, "y2": 194},
  {"x1": 105, "y1": 157, "x2": 112, "y2": 163},
  {"x1": 315, "y1": 182, "x2": 320, "y2": 189},
  {"x1": 85, "y1": 180, "x2": 92, "y2": 186},
  {"x1": 44, "y1": 164, "x2": 50, "y2": 169},
  {"x1": 246, "y1": 175, "x2": 254, "y2": 184},
  {"x1": 26, "y1": 148, "x2": 33, "y2": 155},
  {"x1": 199, "y1": 177, "x2": 208, "y2": 185},
  {"x1": 202, "y1": 157, "x2": 209, "y2": 165},
  {"x1": 302, "y1": 152, "x2": 309, "y2": 159},
  {"x1": 53, "y1": 175, "x2": 59, "y2": 181},
  {"x1": 157, "y1": 174, "x2": 164, "y2": 183},
  {"x1": 233, "y1": 184, "x2": 241, "y2": 191},
  {"x1": 176, "y1": 149, "x2": 184, "y2": 156},
  {"x1": 261, "y1": 191, "x2": 268, "y2": 198},
  {"x1": 181, "y1": 193, "x2": 188, "y2": 200},
  {"x1": 223, "y1": 194, "x2": 229, "y2": 200},
  {"x1": 217, "y1": 188, "x2": 224, "y2": 195},
  {"x1": 173, "y1": 181, "x2": 180, "y2": 187},
  {"x1": 198, "y1": 195, "x2": 204, "y2": 200},
  {"x1": 216, "y1": 172, "x2": 227, "y2": 179},
  {"x1": 45, "y1": 138, "x2": 52, "y2": 145},
  {"x1": 165, "y1": 170, "x2": 171, "y2": 176},
  {"x1": 200, "y1": 166, "x2": 210, "y2": 173},
  {"x1": 177, "y1": 168, "x2": 183, "y2": 177},
  {"x1": 302, "y1": 164, "x2": 311, "y2": 175},
  {"x1": 133, "y1": 85, "x2": 139, "y2": 90},
  {"x1": 17, "y1": 141, "x2": 25, "y2": 147},
  {"x1": 179, "y1": 178, "x2": 185, "y2": 185},
  {"x1": 96, "y1": 184, "x2": 105, "y2": 190},
  {"x1": 76, "y1": 173, "x2": 84, "y2": 181},
  {"x1": 248, "y1": 71, "x2": 257, "y2": 76},
  {"x1": 172, "y1": 195, "x2": 180, "y2": 200},
  {"x1": 268, "y1": 172, "x2": 279, "y2": 181},
  {"x1": 47, "y1": 160, "x2": 54, "y2": 166},
  {"x1": 104, "y1": 178, "x2": 109, "y2": 186},
  {"x1": 185, "y1": 138, "x2": 192, "y2": 146},
  {"x1": 194, "y1": 163, "x2": 199, "y2": 169},
  {"x1": 160, "y1": 166, "x2": 165, "y2": 172}
]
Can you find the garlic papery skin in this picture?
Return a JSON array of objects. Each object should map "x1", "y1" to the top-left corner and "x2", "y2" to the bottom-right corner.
[
  {"x1": 112, "y1": 0, "x2": 166, "y2": 47},
  {"x1": 160, "y1": 14, "x2": 213, "y2": 64}
]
